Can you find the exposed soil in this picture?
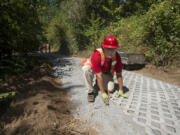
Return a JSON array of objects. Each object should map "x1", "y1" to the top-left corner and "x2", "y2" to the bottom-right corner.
[
  {"x1": 134, "y1": 64, "x2": 180, "y2": 88},
  {"x1": 0, "y1": 57, "x2": 93, "y2": 135}
]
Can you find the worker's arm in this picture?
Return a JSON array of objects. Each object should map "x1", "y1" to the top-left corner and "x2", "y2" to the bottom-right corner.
[
  {"x1": 96, "y1": 72, "x2": 105, "y2": 93},
  {"x1": 96, "y1": 72, "x2": 109, "y2": 105},
  {"x1": 117, "y1": 72, "x2": 128, "y2": 98},
  {"x1": 117, "y1": 72, "x2": 123, "y2": 90}
]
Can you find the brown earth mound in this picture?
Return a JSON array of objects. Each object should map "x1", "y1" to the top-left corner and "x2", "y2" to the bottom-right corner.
[
  {"x1": 134, "y1": 64, "x2": 180, "y2": 88},
  {"x1": 0, "y1": 57, "x2": 95, "y2": 135}
]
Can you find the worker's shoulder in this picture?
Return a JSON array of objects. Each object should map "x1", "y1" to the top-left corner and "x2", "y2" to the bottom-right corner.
[
  {"x1": 92, "y1": 49, "x2": 101, "y2": 56},
  {"x1": 115, "y1": 51, "x2": 121, "y2": 58},
  {"x1": 91, "y1": 49, "x2": 101, "y2": 60}
]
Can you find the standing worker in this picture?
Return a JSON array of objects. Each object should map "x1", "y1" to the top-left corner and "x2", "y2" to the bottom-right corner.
[{"x1": 81, "y1": 35, "x2": 128, "y2": 105}]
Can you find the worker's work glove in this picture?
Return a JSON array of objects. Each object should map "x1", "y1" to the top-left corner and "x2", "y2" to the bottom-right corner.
[
  {"x1": 118, "y1": 90, "x2": 128, "y2": 98},
  {"x1": 101, "y1": 92, "x2": 109, "y2": 105}
]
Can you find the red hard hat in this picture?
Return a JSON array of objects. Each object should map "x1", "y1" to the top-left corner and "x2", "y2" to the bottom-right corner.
[{"x1": 101, "y1": 35, "x2": 120, "y2": 48}]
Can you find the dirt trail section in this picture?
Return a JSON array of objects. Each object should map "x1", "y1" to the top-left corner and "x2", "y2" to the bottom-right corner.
[
  {"x1": 0, "y1": 56, "x2": 89, "y2": 135},
  {"x1": 134, "y1": 64, "x2": 180, "y2": 88}
]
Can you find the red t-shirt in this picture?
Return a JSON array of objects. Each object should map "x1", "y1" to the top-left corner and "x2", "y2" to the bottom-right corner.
[{"x1": 91, "y1": 50, "x2": 122, "y2": 73}]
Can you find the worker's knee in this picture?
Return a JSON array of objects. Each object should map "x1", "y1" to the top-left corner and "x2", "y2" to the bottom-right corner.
[
  {"x1": 107, "y1": 81, "x2": 114, "y2": 92},
  {"x1": 82, "y1": 65, "x2": 91, "y2": 72},
  {"x1": 82, "y1": 66, "x2": 93, "y2": 77}
]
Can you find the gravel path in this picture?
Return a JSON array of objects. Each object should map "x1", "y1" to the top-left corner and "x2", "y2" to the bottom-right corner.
[{"x1": 47, "y1": 53, "x2": 180, "y2": 135}]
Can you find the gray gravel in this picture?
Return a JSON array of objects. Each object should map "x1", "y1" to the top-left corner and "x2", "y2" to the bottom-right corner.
[{"x1": 46, "y1": 53, "x2": 180, "y2": 135}]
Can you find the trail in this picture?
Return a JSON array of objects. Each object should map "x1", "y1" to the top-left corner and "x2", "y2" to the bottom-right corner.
[{"x1": 48, "y1": 53, "x2": 180, "y2": 135}]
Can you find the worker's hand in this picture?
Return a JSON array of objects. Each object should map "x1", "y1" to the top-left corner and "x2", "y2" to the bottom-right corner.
[
  {"x1": 101, "y1": 92, "x2": 109, "y2": 105},
  {"x1": 118, "y1": 90, "x2": 128, "y2": 98}
]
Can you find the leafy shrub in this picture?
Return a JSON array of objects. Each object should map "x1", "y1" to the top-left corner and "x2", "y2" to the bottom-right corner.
[
  {"x1": 0, "y1": 92, "x2": 16, "y2": 116},
  {"x1": 87, "y1": 15, "x2": 146, "y2": 53},
  {"x1": 46, "y1": 0, "x2": 86, "y2": 54},
  {"x1": 45, "y1": 0, "x2": 180, "y2": 67},
  {"x1": 144, "y1": 0, "x2": 180, "y2": 65}
]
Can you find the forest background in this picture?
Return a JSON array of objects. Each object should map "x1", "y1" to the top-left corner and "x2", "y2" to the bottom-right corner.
[{"x1": 0, "y1": 0, "x2": 180, "y2": 81}]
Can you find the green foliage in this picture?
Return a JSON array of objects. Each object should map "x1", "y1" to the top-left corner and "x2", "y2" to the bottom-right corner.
[
  {"x1": 144, "y1": 0, "x2": 180, "y2": 65},
  {"x1": 0, "y1": 92, "x2": 16, "y2": 116},
  {"x1": 0, "y1": 0, "x2": 43, "y2": 58},
  {"x1": 46, "y1": 14, "x2": 70, "y2": 54},
  {"x1": 99, "y1": 16, "x2": 146, "y2": 53},
  {"x1": 45, "y1": 0, "x2": 85, "y2": 53},
  {"x1": 0, "y1": 56, "x2": 35, "y2": 82},
  {"x1": 45, "y1": 0, "x2": 180, "y2": 66},
  {"x1": 118, "y1": 0, "x2": 158, "y2": 17},
  {"x1": 83, "y1": 13, "x2": 104, "y2": 50},
  {"x1": 0, "y1": 0, "x2": 48, "y2": 81}
]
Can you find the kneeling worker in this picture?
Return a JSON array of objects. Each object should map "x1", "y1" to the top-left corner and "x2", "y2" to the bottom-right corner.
[{"x1": 81, "y1": 35, "x2": 128, "y2": 105}]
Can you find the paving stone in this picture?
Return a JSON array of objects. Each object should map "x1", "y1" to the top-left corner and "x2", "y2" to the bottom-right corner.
[
  {"x1": 133, "y1": 95, "x2": 139, "y2": 98},
  {"x1": 140, "y1": 107, "x2": 147, "y2": 112},
  {"x1": 132, "y1": 98, "x2": 138, "y2": 102},
  {"x1": 129, "y1": 105, "x2": 136, "y2": 109},
  {"x1": 137, "y1": 117, "x2": 147, "y2": 124},
  {"x1": 159, "y1": 92, "x2": 165, "y2": 95},
  {"x1": 151, "y1": 128, "x2": 162, "y2": 135},
  {"x1": 142, "y1": 95, "x2": 148, "y2": 98},
  {"x1": 164, "y1": 119, "x2": 174, "y2": 125},
  {"x1": 141, "y1": 100, "x2": 148, "y2": 103},
  {"x1": 151, "y1": 110, "x2": 159, "y2": 115},
  {"x1": 141, "y1": 103, "x2": 147, "y2": 108},
  {"x1": 151, "y1": 121, "x2": 160, "y2": 128},
  {"x1": 133, "y1": 92, "x2": 139, "y2": 95},
  {"x1": 160, "y1": 97, "x2": 166, "y2": 100},
  {"x1": 142, "y1": 97, "x2": 147, "y2": 100},
  {"x1": 151, "y1": 102, "x2": 158, "y2": 106},
  {"x1": 171, "y1": 103, "x2": 178, "y2": 106},
  {"x1": 169, "y1": 96, "x2": 175, "y2": 99},
  {"x1": 173, "y1": 106, "x2": 180, "y2": 111},
  {"x1": 163, "y1": 113, "x2": 172, "y2": 118},
  {"x1": 142, "y1": 90, "x2": 148, "y2": 93},
  {"x1": 120, "y1": 103, "x2": 126, "y2": 107},
  {"x1": 175, "y1": 115, "x2": 180, "y2": 120},
  {"x1": 121, "y1": 99, "x2": 128, "y2": 103},
  {"x1": 162, "y1": 108, "x2": 170, "y2": 113},
  {"x1": 151, "y1": 106, "x2": 158, "y2": 110},
  {"x1": 161, "y1": 104, "x2": 168, "y2": 108},
  {"x1": 151, "y1": 115, "x2": 160, "y2": 121},
  {"x1": 161, "y1": 101, "x2": 168, "y2": 105},
  {"x1": 150, "y1": 93, "x2": 157, "y2": 96},
  {"x1": 139, "y1": 112, "x2": 146, "y2": 117},
  {"x1": 151, "y1": 98, "x2": 157, "y2": 102},
  {"x1": 151, "y1": 96, "x2": 157, "y2": 99},
  {"x1": 159, "y1": 95, "x2": 166, "y2": 98},
  {"x1": 165, "y1": 125, "x2": 176, "y2": 133},
  {"x1": 142, "y1": 96, "x2": 148, "y2": 100},
  {"x1": 131, "y1": 101, "x2": 137, "y2": 105},
  {"x1": 127, "y1": 110, "x2": 135, "y2": 114},
  {"x1": 169, "y1": 99, "x2": 176, "y2": 103},
  {"x1": 174, "y1": 111, "x2": 180, "y2": 115}
]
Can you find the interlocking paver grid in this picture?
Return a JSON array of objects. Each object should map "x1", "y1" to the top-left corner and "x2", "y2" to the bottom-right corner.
[
  {"x1": 111, "y1": 70, "x2": 180, "y2": 135},
  {"x1": 49, "y1": 55, "x2": 180, "y2": 135}
]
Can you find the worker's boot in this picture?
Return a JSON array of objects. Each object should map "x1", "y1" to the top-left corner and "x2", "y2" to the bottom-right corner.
[{"x1": 87, "y1": 92, "x2": 95, "y2": 102}]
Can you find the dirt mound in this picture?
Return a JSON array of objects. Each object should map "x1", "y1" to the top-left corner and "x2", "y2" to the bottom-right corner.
[
  {"x1": 134, "y1": 64, "x2": 180, "y2": 87},
  {"x1": 0, "y1": 57, "x2": 90, "y2": 135}
]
